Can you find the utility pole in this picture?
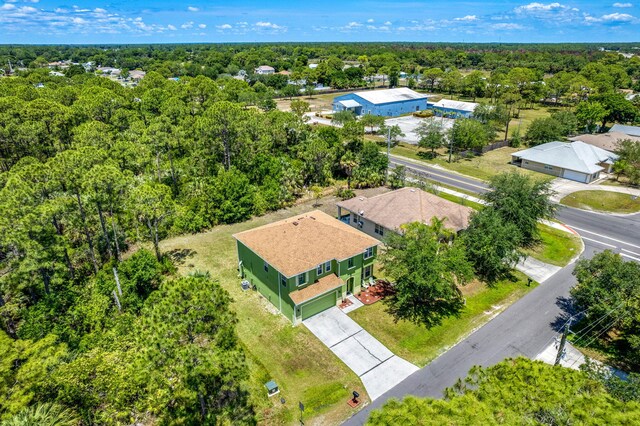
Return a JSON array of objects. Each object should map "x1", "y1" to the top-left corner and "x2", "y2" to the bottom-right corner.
[
  {"x1": 554, "y1": 319, "x2": 571, "y2": 366},
  {"x1": 386, "y1": 126, "x2": 391, "y2": 182}
]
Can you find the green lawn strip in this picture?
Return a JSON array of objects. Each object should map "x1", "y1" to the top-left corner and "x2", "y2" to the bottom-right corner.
[
  {"x1": 523, "y1": 223, "x2": 583, "y2": 267},
  {"x1": 387, "y1": 144, "x2": 552, "y2": 183},
  {"x1": 159, "y1": 201, "x2": 367, "y2": 425},
  {"x1": 348, "y1": 272, "x2": 536, "y2": 367},
  {"x1": 560, "y1": 190, "x2": 640, "y2": 214},
  {"x1": 424, "y1": 188, "x2": 483, "y2": 210}
]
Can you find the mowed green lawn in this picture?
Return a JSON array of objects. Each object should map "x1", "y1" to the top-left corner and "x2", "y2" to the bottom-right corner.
[
  {"x1": 560, "y1": 190, "x2": 640, "y2": 214},
  {"x1": 159, "y1": 191, "x2": 381, "y2": 425},
  {"x1": 389, "y1": 144, "x2": 553, "y2": 183},
  {"x1": 349, "y1": 272, "x2": 536, "y2": 367},
  {"x1": 524, "y1": 224, "x2": 583, "y2": 267}
]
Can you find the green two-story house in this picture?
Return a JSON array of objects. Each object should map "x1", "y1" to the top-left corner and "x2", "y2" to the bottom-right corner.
[{"x1": 233, "y1": 210, "x2": 380, "y2": 324}]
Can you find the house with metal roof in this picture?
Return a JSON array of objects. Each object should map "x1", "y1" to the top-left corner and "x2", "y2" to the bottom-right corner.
[
  {"x1": 609, "y1": 124, "x2": 640, "y2": 138},
  {"x1": 511, "y1": 141, "x2": 618, "y2": 183},
  {"x1": 336, "y1": 187, "x2": 474, "y2": 239},
  {"x1": 429, "y1": 99, "x2": 479, "y2": 118},
  {"x1": 233, "y1": 210, "x2": 379, "y2": 324},
  {"x1": 332, "y1": 88, "x2": 429, "y2": 117},
  {"x1": 254, "y1": 65, "x2": 275, "y2": 75}
]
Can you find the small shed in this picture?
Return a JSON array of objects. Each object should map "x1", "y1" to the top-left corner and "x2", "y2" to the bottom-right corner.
[{"x1": 265, "y1": 380, "x2": 280, "y2": 396}]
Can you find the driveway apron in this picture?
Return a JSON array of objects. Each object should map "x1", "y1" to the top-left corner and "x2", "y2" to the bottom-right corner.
[{"x1": 304, "y1": 307, "x2": 419, "y2": 400}]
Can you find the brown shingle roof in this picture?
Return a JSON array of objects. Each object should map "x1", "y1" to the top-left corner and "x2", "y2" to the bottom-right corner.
[
  {"x1": 337, "y1": 187, "x2": 473, "y2": 233},
  {"x1": 570, "y1": 132, "x2": 640, "y2": 152},
  {"x1": 233, "y1": 210, "x2": 379, "y2": 277},
  {"x1": 289, "y1": 273, "x2": 343, "y2": 305}
]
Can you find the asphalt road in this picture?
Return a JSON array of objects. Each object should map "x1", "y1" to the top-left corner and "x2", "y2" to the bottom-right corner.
[{"x1": 344, "y1": 157, "x2": 640, "y2": 425}]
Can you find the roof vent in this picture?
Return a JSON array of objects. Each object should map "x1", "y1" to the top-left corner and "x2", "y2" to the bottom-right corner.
[
  {"x1": 310, "y1": 216, "x2": 316, "y2": 220},
  {"x1": 292, "y1": 222, "x2": 299, "y2": 226},
  {"x1": 359, "y1": 197, "x2": 364, "y2": 201},
  {"x1": 410, "y1": 188, "x2": 416, "y2": 192},
  {"x1": 359, "y1": 210, "x2": 365, "y2": 216}
]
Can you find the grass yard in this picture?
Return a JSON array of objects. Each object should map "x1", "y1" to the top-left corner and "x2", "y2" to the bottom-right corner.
[
  {"x1": 389, "y1": 144, "x2": 552, "y2": 183},
  {"x1": 560, "y1": 190, "x2": 640, "y2": 214},
  {"x1": 523, "y1": 224, "x2": 583, "y2": 267},
  {"x1": 348, "y1": 272, "x2": 536, "y2": 367},
  {"x1": 159, "y1": 187, "x2": 389, "y2": 425}
]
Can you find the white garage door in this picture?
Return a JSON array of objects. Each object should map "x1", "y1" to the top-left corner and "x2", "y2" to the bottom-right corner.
[{"x1": 562, "y1": 169, "x2": 588, "y2": 183}]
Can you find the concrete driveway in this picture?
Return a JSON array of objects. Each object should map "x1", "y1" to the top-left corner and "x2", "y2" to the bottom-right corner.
[{"x1": 303, "y1": 307, "x2": 419, "y2": 400}]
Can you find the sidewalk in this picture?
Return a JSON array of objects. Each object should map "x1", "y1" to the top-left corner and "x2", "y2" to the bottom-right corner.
[{"x1": 535, "y1": 341, "x2": 586, "y2": 370}]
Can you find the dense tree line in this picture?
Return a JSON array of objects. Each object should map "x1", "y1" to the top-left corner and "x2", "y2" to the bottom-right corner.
[
  {"x1": 368, "y1": 358, "x2": 640, "y2": 424},
  {"x1": 0, "y1": 71, "x2": 388, "y2": 423}
]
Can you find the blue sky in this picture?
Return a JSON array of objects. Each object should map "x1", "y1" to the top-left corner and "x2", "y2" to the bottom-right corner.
[{"x1": 0, "y1": 1, "x2": 638, "y2": 44}]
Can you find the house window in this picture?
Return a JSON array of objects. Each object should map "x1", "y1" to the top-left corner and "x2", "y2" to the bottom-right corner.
[
  {"x1": 352, "y1": 213, "x2": 358, "y2": 223},
  {"x1": 544, "y1": 165, "x2": 553, "y2": 170},
  {"x1": 317, "y1": 264, "x2": 323, "y2": 276},
  {"x1": 374, "y1": 224, "x2": 384, "y2": 236},
  {"x1": 364, "y1": 265, "x2": 373, "y2": 279},
  {"x1": 363, "y1": 247, "x2": 374, "y2": 260},
  {"x1": 280, "y1": 274, "x2": 287, "y2": 287},
  {"x1": 348, "y1": 257, "x2": 354, "y2": 269},
  {"x1": 325, "y1": 261, "x2": 331, "y2": 272},
  {"x1": 524, "y1": 161, "x2": 529, "y2": 165},
  {"x1": 264, "y1": 262, "x2": 269, "y2": 272},
  {"x1": 297, "y1": 272, "x2": 307, "y2": 286}
]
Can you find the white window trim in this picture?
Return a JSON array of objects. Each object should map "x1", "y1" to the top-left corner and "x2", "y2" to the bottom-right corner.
[
  {"x1": 317, "y1": 264, "x2": 323, "y2": 276},
  {"x1": 364, "y1": 264, "x2": 373, "y2": 279},
  {"x1": 264, "y1": 261, "x2": 269, "y2": 272},
  {"x1": 280, "y1": 273, "x2": 287, "y2": 287},
  {"x1": 363, "y1": 247, "x2": 374, "y2": 260},
  {"x1": 325, "y1": 261, "x2": 331, "y2": 272},
  {"x1": 297, "y1": 272, "x2": 307, "y2": 287},
  {"x1": 347, "y1": 257, "x2": 355, "y2": 269}
]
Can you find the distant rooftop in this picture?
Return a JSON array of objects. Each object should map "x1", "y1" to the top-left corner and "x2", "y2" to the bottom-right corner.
[
  {"x1": 431, "y1": 99, "x2": 479, "y2": 112},
  {"x1": 337, "y1": 187, "x2": 474, "y2": 233},
  {"x1": 349, "y1": 88, "x2": 427, "y2": 105},
  {"x1": 570, "y1": 132, "x2": 640, "y2": 151},
  {"x1": 609, "y1": 124, "x2": 640, "y2": 138}
]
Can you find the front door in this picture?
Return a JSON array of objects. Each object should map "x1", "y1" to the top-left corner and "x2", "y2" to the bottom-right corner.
[{"x1": 347, "y1": 277, "x2": 354, "y2": 294}]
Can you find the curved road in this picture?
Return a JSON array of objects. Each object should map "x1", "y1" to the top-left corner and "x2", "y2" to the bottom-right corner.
[{"x1": 344, "y1": 157, "x2": 640, "y2": 425}]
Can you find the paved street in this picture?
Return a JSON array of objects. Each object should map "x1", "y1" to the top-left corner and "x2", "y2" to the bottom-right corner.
[{"x1": 344, "y1": 156, "x2": 640, "y2": 425}]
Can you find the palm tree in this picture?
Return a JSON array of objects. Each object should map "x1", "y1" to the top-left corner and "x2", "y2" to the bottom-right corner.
[
  {"x1": 1, "y1": 403, "x2": 78, "y2": 426},
  {"x1": 340, "y1": 151, "x2": 358, "y2": 189}
]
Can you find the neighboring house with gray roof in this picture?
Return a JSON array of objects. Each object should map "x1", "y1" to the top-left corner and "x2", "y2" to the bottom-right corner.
[
  {"x1": 511, "y1": 141, "x2": 618, "y2": 183},
  {"x1": 336, "y1": 187, "x2": 474, "y2": 240},
  {"x1": 609, "y1": 124, "x2": 640, "y2": 138}
]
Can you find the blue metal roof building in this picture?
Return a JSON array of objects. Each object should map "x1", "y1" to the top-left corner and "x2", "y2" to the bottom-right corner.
[{"x1": 332, "y1": 88, "x2": 429, "y2": 117}]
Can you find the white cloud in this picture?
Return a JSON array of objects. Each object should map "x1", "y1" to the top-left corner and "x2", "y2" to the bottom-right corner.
[
  {"x1": 601, "y1": 12, "x2": 635, "y2": 21},
  {"x1": 0, "y1": 3, "x2": 17, "y2": 10},
  {"x1": 198, "y1": 23, "x2": 206, "y2": 28},
  {"x1": 384, "y1": 21, "x2": 392, "y2": 25},
  {"x1": 187, "y1": 6, "x2": 199, "y2": 12},
  {"x1": 254, "y1": 21, "x2": 286, "y2": 31},
  {"x1": 492, "y1": 23, "x2": 525, "y2": 29},
  {"x1": 367, "y1": 18, "x2": 374, "y2": 23},
  {"x1": 181, "y1": 21, "x2": 194, "y2": 29},
  {"x1": 454, "y1": 15, "x2": 478, "y2": 21},
  {"x1": 167, "y1": 24, "x2": 176, "y2": 30},
  {"x1": 347, "y1": 21, "x2": 362, "y2": 27},
  {"x1": 217, "y1": 23, "x2": 232, "y2": 29},
  {"x1": 613, "y1": 2, "x2": 633, "y2": 7},
  {"x1": 516, "y1": 2, "x2": 566, "y2": 12}
]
